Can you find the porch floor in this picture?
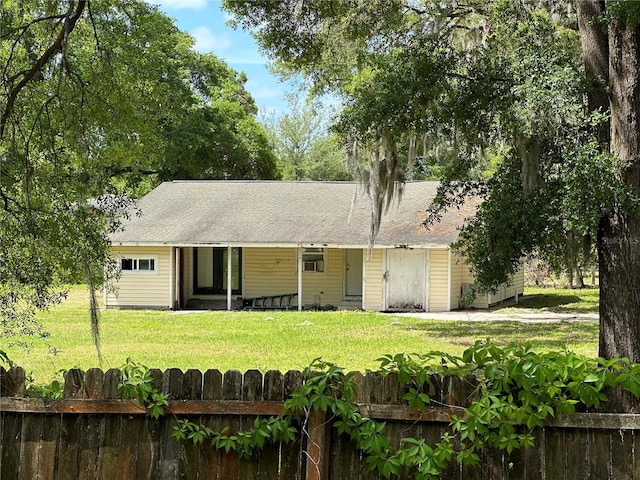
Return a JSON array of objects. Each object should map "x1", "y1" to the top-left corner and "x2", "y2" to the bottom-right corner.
[
  {"x1": 185, "y1": 299, "x2": 243, "y2": 310},
  {"x1": 184, "y1": 298, "x2": 363, "y2": 311}
]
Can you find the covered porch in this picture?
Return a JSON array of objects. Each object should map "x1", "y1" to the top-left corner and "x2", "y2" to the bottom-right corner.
[{"x1": 174, "y1": 245, "x2": 366, "y2": 311}]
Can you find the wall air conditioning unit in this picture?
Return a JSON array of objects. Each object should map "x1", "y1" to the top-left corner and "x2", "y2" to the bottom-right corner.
[{"x1": 304, "y1": 261, "x2": 318, "y2": 272}]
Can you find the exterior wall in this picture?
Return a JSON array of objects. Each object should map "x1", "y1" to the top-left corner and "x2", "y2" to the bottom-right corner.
[
  {"x1": 242, "y1": 247, "x2": 346, "y2": 307},
  {"x1": 460, "y1": 263, "x2": 526, "y2": 309},
  {"x1": 181, "y1": 247, "x2": 193, "y2": 305},
  {"x1": 299, "y1": 248, "x2": 345, "y2": 306},
  {"x1": 450, "y1": 253, "x2": 464, "y2": 310},
  {"x1": 108, "y1": 245, "x2": 521, "y2": 312},
  {"x1": 488, "y1": 267, "x2": 525, "y2": 306},
  {"x1": 513, "y1": 268, "x2": 525, "y2": 296},
  {"x1": 428, "y1": 249, "x2": 450, "y2": 312},
  {"x1": 462, "y1": 264, "x2": 490, "y2": 309},
  {"x1": 242, "y1": 247, "x2": 297, "y2": 299},
  {"x1": 364, "y1": 249, "x2": 384, "y2": 311},
  {"x1": 106, "y1": 246, "x2": 172, "y2": 308}
]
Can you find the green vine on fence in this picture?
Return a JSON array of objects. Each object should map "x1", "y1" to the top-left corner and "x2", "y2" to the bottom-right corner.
[
  {"x1": 119, "y1": 357, "x2": 169, "y2": 419},
  {"x1": 118, "y1": 342, "x2": 640, "y2": 479}
]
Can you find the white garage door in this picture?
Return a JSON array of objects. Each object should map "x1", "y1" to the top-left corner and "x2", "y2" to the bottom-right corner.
[{"x1": 386, "y1": 249, "x2": 427, "y2": 310}]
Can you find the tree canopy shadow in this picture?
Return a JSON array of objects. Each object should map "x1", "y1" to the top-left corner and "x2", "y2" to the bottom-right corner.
[
  {"x1": 400, "y1": 319, "x2": 599, "y2": 352},
  {"x1": 491, "y1": 292, "x2": 598, "y2": 313}
]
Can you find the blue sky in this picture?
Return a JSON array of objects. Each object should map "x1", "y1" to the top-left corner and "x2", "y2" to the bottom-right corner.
[{"x1": 148, "y1": 0, "x2": 296, "y2": 114}]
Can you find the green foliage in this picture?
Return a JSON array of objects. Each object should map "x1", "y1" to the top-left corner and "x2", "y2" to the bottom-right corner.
[
  {"x1": 0, "y1": 1, "x2": 279, "y2": 349},
  {"x1": 0, "y1": 349, "x2": 14, "y2": 368},
  {"x1": 223, "y1": 0, "x2": 621, "y2": 299},
  {"x1": 25, "y1": 370, "x2": 65, "y2": 399},
  {"x1": 118, "y1": 358, "x2": 168, "y2": 419},
  {"x1": 173, "y1": 416, "x2": 297, "y2": 459},
  {"x1": 377, "y1": 341, "x2": 639, "y2": 473},
  {"x1": 606, "y1": 1, "x2": 640, "y2": 28},
  {"x1": 261, "y1": 95, "x2": 352, "y2": 181},
  {"x1": 120, "y1": 343, "x2": 640, "y2": 479}
]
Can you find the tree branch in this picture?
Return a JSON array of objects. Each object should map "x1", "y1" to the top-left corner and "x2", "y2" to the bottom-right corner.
[
  {"x1": 0, "y1": 0, "x2": 87, "y2": 141},
  {"x1": 86, "y1": 1, "x2": 101, "y2": 51},
  {"x1": 109, "y1": 167, "x2": 161, "y2": 177},
  {"x1": 0, "y1": 14, "x2": 66, "y2": 40}
]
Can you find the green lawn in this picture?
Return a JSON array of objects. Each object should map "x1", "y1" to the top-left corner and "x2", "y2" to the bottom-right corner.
[
  {"x1": 496, "y1": 287, "x2": 599, "y2": 313},
  {"x1": 1, "y1": 285, "x2": 599, "y2": 386}
]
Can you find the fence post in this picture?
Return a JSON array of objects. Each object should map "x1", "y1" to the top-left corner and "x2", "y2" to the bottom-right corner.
[
  {"x1": 0, "y1": 367, "x2": 25, "y2": 397},
  {"x1": 305, "y1": 407, "x2": 331, "y2": 480}
]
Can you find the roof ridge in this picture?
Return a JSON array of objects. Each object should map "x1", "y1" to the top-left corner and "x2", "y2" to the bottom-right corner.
[{"x1": 168, "y1": 179, "x2": 439, "y2": 184}]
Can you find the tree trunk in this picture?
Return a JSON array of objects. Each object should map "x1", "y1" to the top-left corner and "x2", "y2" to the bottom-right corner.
[
  {"x1": 576, "y1": 0, "x2": 610, "y2": 145},
  {"x1": 577, "y1": 1, "x2": 640, "y2": 364},
  {"x1": 598, "y1": 13, "x2": 640, "y2": 363}
]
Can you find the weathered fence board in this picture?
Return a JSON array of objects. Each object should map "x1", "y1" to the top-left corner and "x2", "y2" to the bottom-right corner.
[
  {"x1": 280, "y1": 369, "x2": 304, "y2": 480},
  {"x1": 259, "y1": 369, "x2": 284, "y2": 480},
  {"x1": 1, "y1": 366, "x2": 640, "y2": 479},
  {"x1": 200, "y1": 369, "x2": 222, "y2": 480},
  {"x1": 219, "y1": 369, "x2": 241, "y2": 479}
]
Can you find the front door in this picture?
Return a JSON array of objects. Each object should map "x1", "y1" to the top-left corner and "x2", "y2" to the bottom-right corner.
[
  {"x1": 345, "y1": 249, "x2": 363, "y2": 297},
  {"x1": 193, "y1": 247, "x2": 241, "y2": 295},
  {"x1": 386, "y1": 249, "x2": 426, "y2": 310}
]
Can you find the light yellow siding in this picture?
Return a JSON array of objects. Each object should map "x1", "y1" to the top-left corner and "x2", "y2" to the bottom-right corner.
[
  {"x1": 429, "y1": 249, "x2": 450, "y2": 312},
  {"x1": 299, "y1": 249, "x2": 345, "y2": 306},
  {"x1": 461, "y1": 262, "x2": 526, "y2": 309},
  {"x1": 513, "y1": 268, "x2": 525, "y2": 295},
  {"x1": 462, "y1": 263, "x2": 489, "y2": 309},
  {"x1": 181, "y1": 247, "x2": 194, "y2": 304},
  {"x1": 242, "y1": 248, "x2": 346, "y2": 306},
  {"x1": 106, "y1": 246, "x2": 172, "y2": 308},
  {"x1": 488, "y1": 267, "x2": 525, "y2": 306},
  {"x1": 243, "y1": 247, "x2": 298, "y2": 298},
  {"x1": 364, "y1": 249, "x2": 384, "y2": 311},
  {"x1": 450, "y1": 253, "x2": 464, "y2": 310},
  {"x1": 107, "y1": 245, "x2": 516, "y2": 313}
]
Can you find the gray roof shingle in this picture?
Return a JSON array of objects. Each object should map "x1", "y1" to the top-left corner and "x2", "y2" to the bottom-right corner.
[{"x1": 109, "y1": 180, "x2": 475, "y2": 247}]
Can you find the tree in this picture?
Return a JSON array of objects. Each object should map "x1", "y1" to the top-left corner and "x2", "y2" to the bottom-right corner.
[
  {"x1": 0, "y1": 1, "x2": 277, "y2": 349},
  {"x1": 159, "y1": 57, "x2": 280, "y2": 185},
  {"x1": 261, "y1": 94, "x2": 353, "y2": 181},
  {"x1": 575, "y1": 2, "x2": 640, "y2": 362},
  {"x1": 224, "y1": 0, "x2": 640, "y2": 361}
]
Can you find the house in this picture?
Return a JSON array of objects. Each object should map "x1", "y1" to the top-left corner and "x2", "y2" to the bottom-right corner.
[{"x1": 106, "y1": 180, "x2": 523, "y2": 311}]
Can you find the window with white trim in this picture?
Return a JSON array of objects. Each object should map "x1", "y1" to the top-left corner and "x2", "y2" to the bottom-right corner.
[
  {"x1": 120, "y1": 257, "x2": 157, "y2": 273},
  {"x1": 302, "y1": 247, "x2": 325, "y2": 272}
]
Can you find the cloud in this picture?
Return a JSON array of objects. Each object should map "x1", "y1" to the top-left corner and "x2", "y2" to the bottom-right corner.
[
  {"x1": 192, "y1": 26, "x2": 232, "y2": 52},
  {"x1": 150, "y1": 0, "x2": 208, "y2": 9}
]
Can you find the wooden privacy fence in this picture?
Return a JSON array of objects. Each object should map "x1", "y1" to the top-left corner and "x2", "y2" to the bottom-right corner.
[{"x1": 2, "y1": 366, "x2": 640, "y2": 479}]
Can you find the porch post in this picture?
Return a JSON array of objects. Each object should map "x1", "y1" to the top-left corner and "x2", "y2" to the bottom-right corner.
[
  {"x1": 227, "y1": 245, "x2": 232, "y2": 311},
  {"x1": 382, "y1": 249, "x2": 387, "y2": 311},
  {"x1": 175, "y1": 247, "x2": 181, "y2": 309},
  {"x1": 361, "y1": 249, "x2": 366, "y2": 310},
  {"x1": 297, "y1": 246, "x2": 303, "y2": 311},
  {"x1": 447, "y1": 249, "x2": 452, "y2": 311},
  {"x1": 169, "y1": 246, "x2": 174, "y2": 309}
]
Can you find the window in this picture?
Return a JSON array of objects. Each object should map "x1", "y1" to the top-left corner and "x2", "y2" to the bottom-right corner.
[
  {"x1": 302, "y1": 247, "x2": 325, "y2": 272},
  {"x1": 120, "y1": 257, "x2": 157, "y2": 273}
]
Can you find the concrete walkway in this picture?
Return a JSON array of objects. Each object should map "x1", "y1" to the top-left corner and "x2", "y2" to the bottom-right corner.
[{"x1": 387, "y1": 309, "x2": 598, "y2": 323}]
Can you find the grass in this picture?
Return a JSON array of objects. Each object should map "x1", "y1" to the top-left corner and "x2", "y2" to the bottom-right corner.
[
  {"x1": 495, "y1": 287, "x2": 599, "y2": 314},
  {"x1": 0, "y1": 285, "x2": 599, "y2": 386}
]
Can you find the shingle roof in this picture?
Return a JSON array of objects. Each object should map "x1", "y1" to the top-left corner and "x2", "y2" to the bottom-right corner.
[{"x1": 109, "y1": 180, "x2": 475, "y2": 247}]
